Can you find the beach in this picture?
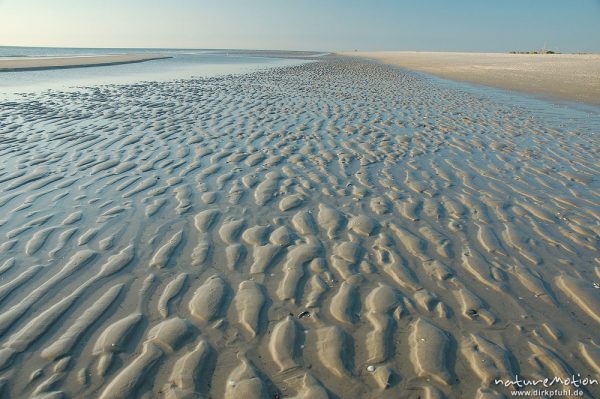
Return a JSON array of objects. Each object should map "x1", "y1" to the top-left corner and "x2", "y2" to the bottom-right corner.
[
  {"x1": 0, "y1": 54, "x2": 172, "y2": 72},
  {"x1": 343, "y1": 51, "x2": 600, "y2": 105},
  {"x1": 0, "y1": 55, "x2": 599, "y2": 398}
]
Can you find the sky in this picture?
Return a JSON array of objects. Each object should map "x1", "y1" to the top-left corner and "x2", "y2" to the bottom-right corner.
[{"x1": 0, "y1": 0, "x2": 599, "y2": 52}]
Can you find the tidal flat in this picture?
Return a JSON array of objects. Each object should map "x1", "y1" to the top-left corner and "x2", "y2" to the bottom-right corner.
[{"x1": 0, "y1": 56, "x2": 598, "y2": 398}]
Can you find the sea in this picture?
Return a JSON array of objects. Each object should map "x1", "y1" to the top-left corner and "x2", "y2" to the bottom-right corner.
[{"x1": 0, "y1": 46, "x2": 319, "y2": 93}]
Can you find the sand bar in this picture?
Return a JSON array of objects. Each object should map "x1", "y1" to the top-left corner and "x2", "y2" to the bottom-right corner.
[
  {"x1": 342, "y1": 51, "x2": 600, "y2": 105},
  {"x1": 0, "y1": 54, "x2": 171, "y2": 72}
]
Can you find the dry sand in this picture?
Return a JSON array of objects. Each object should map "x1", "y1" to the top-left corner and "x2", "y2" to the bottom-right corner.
[
  {"x1": 0, "y1": 54, "x2": 171, "y2": 72},
  {"x1": 0, "y1": 57, "x2": 598, "y2": 398},
  {"x1": 342, "y1": 51, "x2": 600, "y2": 105}
]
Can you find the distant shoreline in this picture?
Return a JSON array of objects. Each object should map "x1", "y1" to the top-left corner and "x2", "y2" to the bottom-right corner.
[
  {"x1": 341, "y1": 51, "x2": 600, "y2": 106},
  {"x1": 0, "y1": 54, "x2": 172, "y2": 72}
]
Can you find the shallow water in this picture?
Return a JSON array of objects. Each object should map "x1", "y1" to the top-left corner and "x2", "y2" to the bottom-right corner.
[
  {"x1": 0, "y1": 56, "x2": 598, "y2": 398},
  {"x1": 0, "y1": 48, "x2": 314, "y2": 94},
  {"x1": 0, "y1": 46, "x2": 184, "y2": 57}
]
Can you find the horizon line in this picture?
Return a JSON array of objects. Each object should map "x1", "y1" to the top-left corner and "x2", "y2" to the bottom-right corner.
[{"x1": 1, "y1": 44, "x2": 598, "y2": 55}]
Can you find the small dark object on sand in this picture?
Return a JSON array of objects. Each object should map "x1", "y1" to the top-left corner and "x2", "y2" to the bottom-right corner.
[{"x1": 298, "y1": 311, "x2": 310, "y2": 319}]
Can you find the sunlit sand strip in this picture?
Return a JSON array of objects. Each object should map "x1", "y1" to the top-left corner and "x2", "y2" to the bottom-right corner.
[
  {"x1": 342, "y1": 51, "x2": 600, "y2": 105},
  {"x1": 0, "y1": 54, "x2": 172, "y2": 72}
]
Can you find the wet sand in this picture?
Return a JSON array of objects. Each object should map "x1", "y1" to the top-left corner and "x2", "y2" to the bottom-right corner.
[
  {"x1": 343, "y1": 51, "x2": 600, "y2": 105},
  {"x1": 0, "y1": 57, "x2": 598, "y2": 398},
  {"x1": 0, "y1": 54, "x2": 171, "y2": 72}
]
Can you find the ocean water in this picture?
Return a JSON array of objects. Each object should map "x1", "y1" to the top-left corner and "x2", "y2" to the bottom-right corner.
[
  {"x1": 0, "y1": 47, "x2": 316, "y2": 93},
  {"x1": 0, "y1": 46, "x2": 189, "y2": 58}
]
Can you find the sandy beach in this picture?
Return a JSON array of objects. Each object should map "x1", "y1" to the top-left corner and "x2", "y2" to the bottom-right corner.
[
  {"x1": 0, "y1": 56, "x2": 598, "y2": 398},
  {"x1": 343, "y1": 51, "x2": 600, "y2": 105},
  {"x1": 0, "y1": 54, "x2": 171, "y2": 72}
]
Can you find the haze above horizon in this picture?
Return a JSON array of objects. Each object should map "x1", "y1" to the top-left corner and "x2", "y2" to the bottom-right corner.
[{"x1": 1, "y1": 0, "x2": 599, "y2": 53}]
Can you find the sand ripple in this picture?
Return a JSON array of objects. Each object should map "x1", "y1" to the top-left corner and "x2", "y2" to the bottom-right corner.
[{"x1": 0, "y1": 58, "x2": 598, "y2": 398}]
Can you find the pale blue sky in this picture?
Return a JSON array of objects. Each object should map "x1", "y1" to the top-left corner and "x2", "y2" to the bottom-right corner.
[{"x1": 1, "y1": 0, "x2": 599, "y2": 52}]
